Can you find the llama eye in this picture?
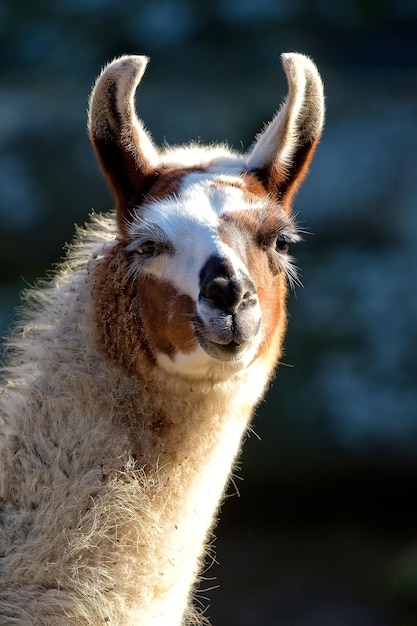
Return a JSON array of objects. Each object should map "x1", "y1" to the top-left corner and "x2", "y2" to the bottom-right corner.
[
  {"x1": 275, "y1": 234, "x2": 289, "y2": 254},
  {"x1": 136, "y1": 241, "x2": 159, "y2": 256}
]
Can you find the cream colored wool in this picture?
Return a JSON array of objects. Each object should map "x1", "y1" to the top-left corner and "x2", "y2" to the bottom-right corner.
[{"x1": 0, "y1": 53, "x2": 324, "y2": 625}]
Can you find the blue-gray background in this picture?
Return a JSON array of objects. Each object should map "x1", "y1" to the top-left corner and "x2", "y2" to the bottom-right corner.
[{"x1": 1, "y1": 1, "x2": 416, "y2": 624}]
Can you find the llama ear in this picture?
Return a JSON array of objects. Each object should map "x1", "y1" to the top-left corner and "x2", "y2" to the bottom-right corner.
[
  {"x1": 88, "y1": 55, "x2": 159, "y2": 237},
  {"x1": 246, "y1": 53, "x2": 325, "y2": 212}
]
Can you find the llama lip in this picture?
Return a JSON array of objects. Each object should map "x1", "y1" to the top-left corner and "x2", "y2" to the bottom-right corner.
[
  {"x1": 193, "y1": 316, "x2": 251, "y2": 361},
  {"x1": 197, "y1": 334, "x2": 246, "y2": 361}
]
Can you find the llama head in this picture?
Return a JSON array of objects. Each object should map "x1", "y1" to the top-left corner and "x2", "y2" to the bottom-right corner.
[{"x1": 88, "y1": 54, "x2": 324, "y2": 379}]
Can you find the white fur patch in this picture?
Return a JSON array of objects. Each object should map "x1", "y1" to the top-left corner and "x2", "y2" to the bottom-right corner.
[
  {"x1": 127, "y1": 172, "x2": 268, "y2": 300},
  {"x1": 126, "y1": 171, "x2": 267, "y2": 375}
]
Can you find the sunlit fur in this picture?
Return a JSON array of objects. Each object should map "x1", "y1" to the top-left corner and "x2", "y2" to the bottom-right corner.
[{"x1": 0, "y1": 53, "x2": 324, "y2": 624}]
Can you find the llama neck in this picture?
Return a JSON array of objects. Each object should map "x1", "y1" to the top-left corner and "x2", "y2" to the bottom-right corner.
[
  {"x1": 76, "y1": 242, "x2": 274, "y2": 622},
  {"x1": 1, "y1": 277, "x2": 271, "y2": 625},
  {"x1": 80, "y1": 364, "x2": 268, "y2": 626},
  {"x1": 110, "y1": 364, "x2": 268, "y2": 625},
  {"x1": 0, "y1": 234, "x2": 279, "y2": 624}
]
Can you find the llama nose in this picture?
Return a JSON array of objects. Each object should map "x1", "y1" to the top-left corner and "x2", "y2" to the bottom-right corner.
[{"x1": 200, "y1": 274, "x2": 257, "y2": 313}]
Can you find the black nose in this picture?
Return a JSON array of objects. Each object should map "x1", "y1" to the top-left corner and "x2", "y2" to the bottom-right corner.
[{"x1": 199, "y1": 256, "x2": 257, "y2": 313}]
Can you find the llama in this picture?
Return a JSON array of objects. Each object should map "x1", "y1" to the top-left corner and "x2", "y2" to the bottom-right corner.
[{"x1": 0, "y1": 52, "x2": 324, "y2": 625}]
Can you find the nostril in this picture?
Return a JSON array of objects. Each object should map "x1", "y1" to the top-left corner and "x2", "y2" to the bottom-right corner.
[
  {"x1": 201, "y1": 276, "x2": 239, "y2": 312},
  {"x1": 200, "y1": 276, "x2": 256, "y2": 313},
  {"x1": 241, "y1": 289, "x2": 257, "y2": 308}
]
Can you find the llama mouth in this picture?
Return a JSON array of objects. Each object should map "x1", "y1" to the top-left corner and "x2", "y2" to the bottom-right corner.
[
  {"x1": 198, "y1": 335, "x2": 247, "y2": 361},
  {"x1": 193, "y1": 319, "x2": 249, "y2": 362}
]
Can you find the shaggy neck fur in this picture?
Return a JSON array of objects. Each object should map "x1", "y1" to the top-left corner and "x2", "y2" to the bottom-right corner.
[
  {"x1": 0, "y1": 52, "x2": 324, "y2": 625},
  {"x1": 0, "y1": 215, "x2": 274, "y2": 625}
]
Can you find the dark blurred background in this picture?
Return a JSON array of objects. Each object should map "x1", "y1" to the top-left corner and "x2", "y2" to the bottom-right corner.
[{"x1": 1, "y1": 1, "x2": 417, "y2": 624}]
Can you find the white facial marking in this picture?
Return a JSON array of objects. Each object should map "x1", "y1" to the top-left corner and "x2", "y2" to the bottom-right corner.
[
  {"x1": 127, "y1": 171, "x2": 268, "y2": 377},
  {"x1": 127, "y1": 172, "x2": 268, "y2": 300}
]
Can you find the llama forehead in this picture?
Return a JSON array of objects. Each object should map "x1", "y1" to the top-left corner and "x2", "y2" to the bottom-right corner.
[
  {"x1": 133, "y1": 170, "x2": 269, "y2": 228},
  {"x1": 178, "y1": 171, "x2": 268, "y2": 212},
  {"x1": 129, "y1": 170, "x2": 269, "y2": 250}
]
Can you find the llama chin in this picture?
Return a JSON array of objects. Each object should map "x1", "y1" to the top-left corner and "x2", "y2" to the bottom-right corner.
[{"x1": 0, "y1": 52, "x2": 324, "y2": 625}]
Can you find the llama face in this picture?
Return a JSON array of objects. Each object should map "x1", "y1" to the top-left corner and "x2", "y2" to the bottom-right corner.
[
  {"x1": 118, "y1": 169, "x2": 298, "y2": 376},
  {"x1": 89, "y1": 53, "x2": 324, "y2": 380}
]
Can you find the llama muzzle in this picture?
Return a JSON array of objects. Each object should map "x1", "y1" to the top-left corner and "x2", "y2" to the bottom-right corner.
[{"x1": 194, "y1": 254, "x2": 261, "y2": 361}]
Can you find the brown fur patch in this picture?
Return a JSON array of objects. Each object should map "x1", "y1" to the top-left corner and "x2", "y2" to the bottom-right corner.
[
  {"x1": 218, "y1": 206, "x2": 289, "y2": 362},
  {"x1": 145, "y1": 167, "x2": 204, "y2": 203},
  {"x1": 92, "y1": 243, "x2": 197, "y2": 377},
  {"x1": 241, "y1": 172, "x2": 271, "y2": 198},
  {"x1": 135, "y1": 274, "x2": 197, "y2": 359},
  {"x1": 115, "y1": 166, "x2": 204, "y2": 239},
  {"x1": 246, "y1": 241, "x2": 288, "y2": 362},
  {"x1": 209, "y1": 172, "x2": 269, "y2": 202}
]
